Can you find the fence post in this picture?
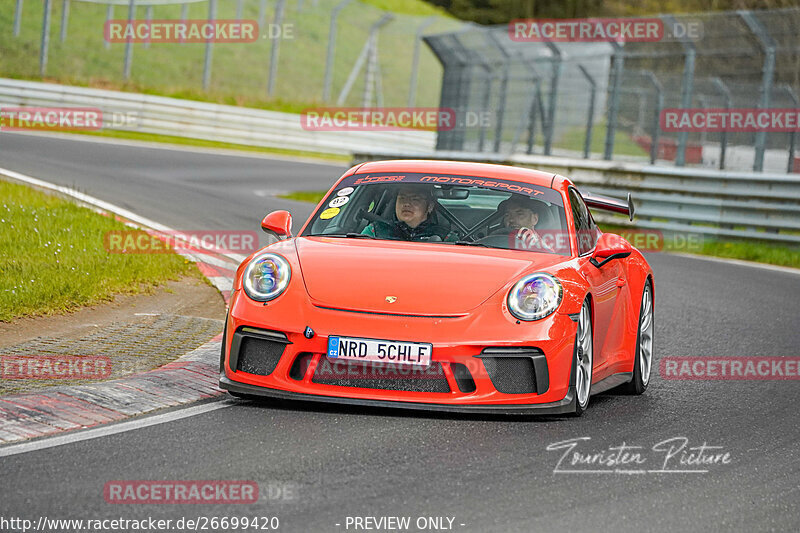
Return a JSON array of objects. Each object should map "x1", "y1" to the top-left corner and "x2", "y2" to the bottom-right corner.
[
  {"x1": 526, "y1": 83, "x2": 545, "y2": 155},
  {"x1": 123, "y1": 0, "x2": 135, "y2": 80},
  {"x1": 643, "y1": 70, "x2": 663, "y2": 165},
  {"x1": 451, "y1": 33, "x2": 490, "y2": 152},
  {"x1": 267, "y1": 0, "x2": 288, "y2": 96},
  {"x1": 143, "y1": 5, "x2": 153, "y2": 49},
  {"x1": 236, "y1": 0, "x2": 244, "y2": 20},
  {"x1": 782, "y1": 85, "x2": 798, "y2": 174},
  {"x1": 407, "y1": 17, "x2": 436, "y2": 107},
  {"x1": 203, "y1": 0, "x2": 217, "y2": 90},
  {"x1": 577, "y1": 65, "x2": 596, "y2": 159},
  {"x1": 711, "y1": 77, "x2": 731, "y2": 170},
  {"x1": 604, "y1": 41, "x2": 624, "y2": 160},
  {"x1": 179, "y1": 3, "x2": 188, "y2": 45},
  {"x1": 484, "y1": 31, "x2": 510, "y2": 154},
  {"x1": 739, "y1": 10, "x2": 776, "y2": 172},
  {"x1": 540, "y1": 41, "x2": 562, "y2": 156},
  {"x1": 14, "y1": 0, "x2": 23, "y2": 37},
  {"x1": 258, "y1": 0, "x2": 268, "y2": 32},
  {"x1": 104, "y1": 5, "x2": 113, "y2": 50},
  {"x1": 60, "y1": 0, "x2": 69, "y2": 42},
  {"x1": 362, "y1": 14, "x2": 393, "y2": 107},
  {"x1": 323, "y1": 0, "x2": 352, "y2": 102},
  {"x1": 40, "y1": 0, "x2": 52, "y2": 77},
  {"x1": 664, "y1": 15, "x2": 696, "y2": 167},
  {"x1": 336, "y1": 14, "x2": 392, "y2": 106}
]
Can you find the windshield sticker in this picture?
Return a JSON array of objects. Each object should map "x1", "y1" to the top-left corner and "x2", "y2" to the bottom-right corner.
[
  {"x1": 352, "y1": 175, "x2": 407, "y2": 184},
  {"x1": 329, "y1": 196, "x2": 349, "y2": 208},
  {"x1": 319, "y1": 207, "x2": 340, "y2": 220},
  {"x1": 337, "y1": 187, "x2": 355, "y2": 196}
]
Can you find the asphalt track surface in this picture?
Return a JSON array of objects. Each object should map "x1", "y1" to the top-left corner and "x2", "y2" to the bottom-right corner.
[{"x1": 2, "y1": 133, "x2": 799, "y2": 533}]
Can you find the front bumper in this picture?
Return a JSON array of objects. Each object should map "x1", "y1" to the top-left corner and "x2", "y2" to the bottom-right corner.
[
  {"x1": 220, "y1": 375, "x2": 578, "y2": 416},
  {"x1": 221, "y1": 288, "x2": 578, "y2": 410}
]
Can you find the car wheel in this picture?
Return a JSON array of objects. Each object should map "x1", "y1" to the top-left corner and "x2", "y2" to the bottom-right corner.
[
  {"x1": 573, "y1": 299, "x2": 593, "y2": 416},
  {"x1": 621, "y1": 279, "x2": 654, "y2": 394}
]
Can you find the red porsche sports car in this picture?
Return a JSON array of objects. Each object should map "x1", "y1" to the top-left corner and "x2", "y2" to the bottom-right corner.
[{"x1": 220, "y1": 160, "x2": 654, "y2": 415}]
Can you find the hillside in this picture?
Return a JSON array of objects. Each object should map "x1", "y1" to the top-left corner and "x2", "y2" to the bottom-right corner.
[{"x1": 0, "y1": 0, "x2": 459, "y2": 111}]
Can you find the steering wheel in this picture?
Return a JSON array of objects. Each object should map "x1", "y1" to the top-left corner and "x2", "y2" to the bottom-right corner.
[{"x1": 357, "y1": 208, "x2": 392, "y2": 227}]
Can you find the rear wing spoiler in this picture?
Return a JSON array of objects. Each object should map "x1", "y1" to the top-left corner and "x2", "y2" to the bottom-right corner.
[{"x1": 583, "y1": 192, "x2": 635, "y2": 222}]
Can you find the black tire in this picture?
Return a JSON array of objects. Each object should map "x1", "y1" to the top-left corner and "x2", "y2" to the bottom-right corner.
[
  {"x1": 619, "y1": 279, "x2": 654, "y2": 395},
  {"x1": 571, "y1": 299, "x2": 593, "y2": 416}
]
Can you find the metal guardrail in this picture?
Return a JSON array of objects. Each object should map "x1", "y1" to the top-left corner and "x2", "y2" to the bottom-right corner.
[
  {"x1": 351, "y1": 150, "x2": 800, "y2": 244},
  {"x1": 0, "y1": 78, "x2": 435, "y2": 156},
  {"x1": 1, "y1": 78, "x2": 796, "y2": 245}
]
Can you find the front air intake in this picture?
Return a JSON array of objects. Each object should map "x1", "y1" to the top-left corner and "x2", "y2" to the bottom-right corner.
[
  {"x1": 477, "y1": 348, "x2": 549, "y2": 395},
  {"x1": 230, "y1": 327, "x2": 291, "y2": 376}
]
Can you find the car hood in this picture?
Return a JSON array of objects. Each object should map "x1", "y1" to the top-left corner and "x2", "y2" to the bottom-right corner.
[{"x1": 295, "y1": 237, "x2": 568, "y2": 315}]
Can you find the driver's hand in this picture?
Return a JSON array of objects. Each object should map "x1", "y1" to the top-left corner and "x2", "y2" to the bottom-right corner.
[{"x1": 513, "y1": 228, "x2": 553, "y2": 252}]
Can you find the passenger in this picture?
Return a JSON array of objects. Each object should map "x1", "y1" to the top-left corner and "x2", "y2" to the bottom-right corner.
[
  {"x1": 361, "y1": 185, "x2": 455, "y2": 241},
  {"x1": 496, "y1": 195, "x2": 554, "y2": 252}
]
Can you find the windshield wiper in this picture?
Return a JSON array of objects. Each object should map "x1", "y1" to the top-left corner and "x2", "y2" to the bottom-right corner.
[
  {"x1": 451, "y1": 240, "x2": 491, "y2": 248},
  {"x1": 310, "y1": 233, "x2": 376, "y2": 239}
]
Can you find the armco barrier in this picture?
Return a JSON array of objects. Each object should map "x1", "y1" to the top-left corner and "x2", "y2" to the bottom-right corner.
[
  {"x1": 351, "y1": 150, "x2": 800, "y2": 244},
  {"x1": 0, "y1": 78, "x2": 435, "y2": 156},
  {"x1": 1, "y1": 78, "x2": 797, "y2": 245}
]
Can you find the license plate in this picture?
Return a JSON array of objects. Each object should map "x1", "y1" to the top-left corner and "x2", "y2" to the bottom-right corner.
[{"x1": 326, "y1": 336, "x2": 432, "y2": 367}]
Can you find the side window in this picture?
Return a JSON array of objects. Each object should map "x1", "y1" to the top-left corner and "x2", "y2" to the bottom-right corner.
[{"x1": 569, "y1": 188, "x2": 598, "y2": 255}]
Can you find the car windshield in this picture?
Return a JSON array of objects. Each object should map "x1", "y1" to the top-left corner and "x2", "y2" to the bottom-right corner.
[{"x1": 302, "y1": 173, "x2": 571, "y2": 255}]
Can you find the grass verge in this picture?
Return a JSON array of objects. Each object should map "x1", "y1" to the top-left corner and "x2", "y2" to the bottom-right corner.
[
  {"x1": 599, "y1": 223, "x2": 800, "y2": 269},
  {"x1": 75, "y1": 130, "x2": 352, "y2": 163},
  {"x1": 0, "y1": 180, "x2": 200, "y2": 322},
  {"x1": 0, "y1": 0, "x2": 458, "y2": 109},
  {"x1": 278, "y1": 191, "x2": 329, "y2": 203}
]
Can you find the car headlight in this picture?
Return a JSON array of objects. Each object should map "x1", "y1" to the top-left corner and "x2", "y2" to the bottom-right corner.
[
  {"x1": 507, "y1": 273, "x2": 563, "y2": 321},
  {"x1": 242, "y1": 253, "x2": 291, "y2": 302}
]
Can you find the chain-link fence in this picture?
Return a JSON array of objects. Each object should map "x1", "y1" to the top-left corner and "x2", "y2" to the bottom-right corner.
[
  {"x1": 2, "y1": 0, "x2": 461, "y2": 108},
  {"x1": 425, "y1": 9, "x2": 800, "y2": 174}
]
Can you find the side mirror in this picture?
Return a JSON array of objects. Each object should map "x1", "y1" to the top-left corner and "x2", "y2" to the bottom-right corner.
[
  {"x1": 590, "y1": 233, "x2": 632, "y2": 268},
  {"x1": 261, "y1": 210, "x2": 292, "y2": 240}
]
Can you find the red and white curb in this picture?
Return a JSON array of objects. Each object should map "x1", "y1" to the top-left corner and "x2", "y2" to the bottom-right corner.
[
  {"x1": 1, "y1": 168, "x2": 240, "y2": 445},
  {"x1": 0, "y1": 335, "x2": 225, "y2": 445}
]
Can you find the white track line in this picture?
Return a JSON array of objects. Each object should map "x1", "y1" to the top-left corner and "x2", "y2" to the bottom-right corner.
[{"x1": 0, "y1": 401, "x2": 233, "y2": 458}]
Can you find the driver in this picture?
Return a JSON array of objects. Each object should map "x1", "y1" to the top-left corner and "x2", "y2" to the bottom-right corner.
[
  {"x1": 496, "y1": 195, "x2": 554, "y2": 252},
  {"x1": 361, "y1": 184, "x2": 455, "y2": 241}
]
